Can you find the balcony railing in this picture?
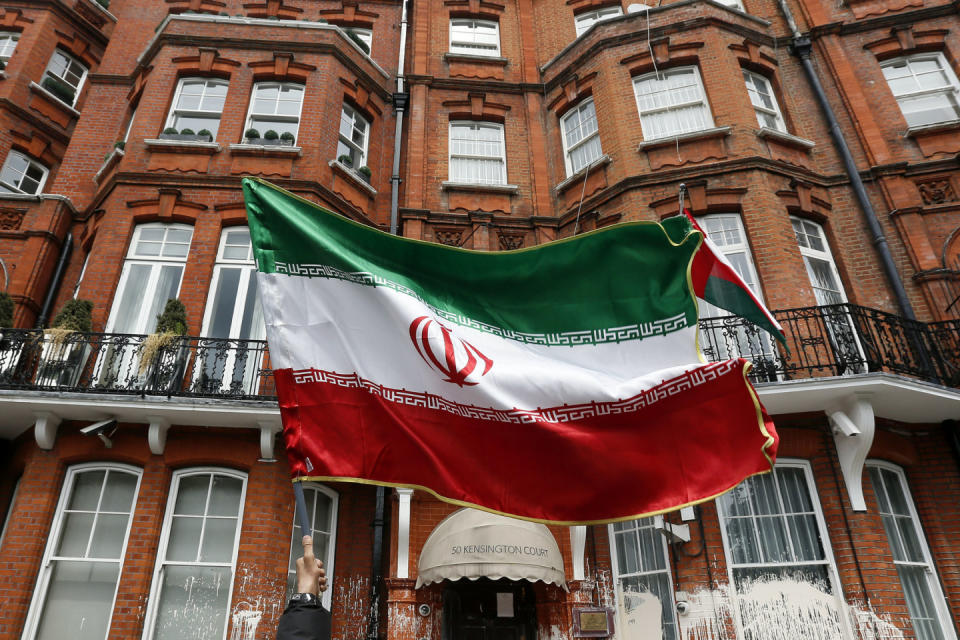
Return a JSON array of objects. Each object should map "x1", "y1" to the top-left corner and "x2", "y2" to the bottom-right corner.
[{"x1": 0, "y1": 304, "x2": 958, "y2": 400}]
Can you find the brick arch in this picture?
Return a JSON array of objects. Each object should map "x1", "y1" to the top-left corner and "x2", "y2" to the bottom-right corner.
[
  {"x1": 0, "y1": 8, "x2": 34, "y2": 31},
  {"x1": 172, "y1": 48, "x2": 242, "y2": 80},
  {"x1": 868, "y1": 429, "x2": 919, "y2": 467},
  {"x1": 729, "y1": 39, "x2": 778, "y2": 76},
  {"x1": 443, "y1": 0, "x2": 505, "y2": 20},
  {"x1": 9, "y1": 131, "x2": 61, "y2": 168},
  {"x1": 776, "y1": 181, "x2": 833, "y2": 223},
  {"x1": 126, "y1": 188, "x2": 208, "y2": 226},
  {"x1": 319, "y1": 1, "x2": 380, "y2": 28},
  {"x1": 53, "y1": 30, "x2": 101, "y2": 69},
  {"x1": 942, "y1": 226, "x2": 960, "y2": 269},
  {"x1": 547, "y1": 72, "x2": 598, "y2": 117},
  {"x1": 214, "y1": 202, "x2": 250, "y2": 227},
  {"x1": 620, "y1": 37, "x2": 704, "y2": 77},
  {"x1": 649, "y1": 182, "x2": 748, "y2": 218},
  {"x1": 243, "y1": 0, "x2": 304, "y2": 20},
  {"x1": 442, "y1": 93, "x2": 510, "y2": 122},
  {"x1": 165, "y1": 0, "x2": 227, "y2": 14},
  {"x1": 567, "y1": 0, "x2": 623, "y2": 17},
  {"x1": 340, "y1": 77, "x2": 385, "y2": 119},
  {"x1": 864, "y1": 26, "x2": 951, "y2": 61},
  {"x1": 249, "y1": 53, "x2": 316, "y2": 83}
]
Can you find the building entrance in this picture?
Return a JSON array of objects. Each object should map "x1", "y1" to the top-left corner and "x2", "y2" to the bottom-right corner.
[{"x1": 442, "y1": 578, "x2": 537, "y2": 640}]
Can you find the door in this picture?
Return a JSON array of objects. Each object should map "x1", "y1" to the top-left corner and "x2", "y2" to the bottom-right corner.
[{"x1": 443, "y1": 579, "x2": 537, "y2": 640}]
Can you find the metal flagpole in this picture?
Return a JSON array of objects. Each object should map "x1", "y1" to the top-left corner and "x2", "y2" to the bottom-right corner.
[{"x1": 293, "y1": 478, "x2": 313, "y2": 536}]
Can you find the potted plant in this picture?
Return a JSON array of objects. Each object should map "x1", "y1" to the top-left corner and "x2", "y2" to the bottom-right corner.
[
  {"x1": 244, "y1": 128, "x2": 261, "y2": 143},
  {"x1": 158, "y1": 127, "x2": 213, "y2": 142},
  {"x1": 357, "y1": 165, "x2": 372, "y2": 183},
  {"x1": 338, "y1": 154, "x2": 354, "y2": 168},
  {"x1": 139, "y1": 299, "x2": 190, "y2": 392},
  {"x1": 36, "y1": 299, "x2": 93, "y2": 387},
  {"x1": 263, "y1": 129, "x2": 280, "y2": 144},
  {"x1": 345, "y1": 28, "x2": 371, "y2": 54},
  {"x1": 280, "y1": 131, "x2": 295, "y2": 146},
  {"x1": 41, "y1": 75, "x2": 76, "y2": 105}
]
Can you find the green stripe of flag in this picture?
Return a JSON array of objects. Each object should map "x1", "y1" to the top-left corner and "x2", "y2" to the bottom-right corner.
[{"x1": 243, "y1": 178, "x2": 701, "y2": 337}]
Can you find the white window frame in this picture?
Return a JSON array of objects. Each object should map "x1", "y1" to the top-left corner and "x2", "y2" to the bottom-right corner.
[
  {"x1": 792, "y1": 217, "x2": 848, "y2": 306},
  {"x1": 574, "y1": 6, "x2": 623, "y2": 38},
  {"x1": 881, "y1": 53, "x2": 960, "y2": 128},
  {"x1": 717, "y1": 460, "x2": 854, "y2": 639},
  {"x1": 349, "y1": 27, "x2": 373, "y2": 54},
  {"x1": 560, "y1": 98, "x2": 603, "y2": 176},
  {"x1": 867, "y1": 461, "x2": 958, "y2": 640},
  {"x1": 104, "y1": 223, "x2": 193, "y2": 334},
  {"x1": 448, "y1": 120, "x2": 507, "y2": 185},
  {"x1": 163, "y1": 77, "x2": 229, "y2": 138},
  {"x1": 43, "y1": 49, "x2": 88, "y2": 107},
  {"x1": 337, "y1": 103, "x2": 371, "y2": 169},
  {"x1": 608, "y1": 517, "x2": 678, "y2": 640},
  {"x1": 0, "y1": 150, "x2": 49, "y2": 195},
  {"x1": 22, "y1": 463, "x2": 142, "y2": 640},
  {"x1": 285, "y1": 483, "x2": 339, "y2": 610},
  {"x1": 743, "y1": 69, "x2": 786, "y2": 132},
  {"x1": 0, "y1": 476, "x2": 20, "y2": 550},
  {"x1": 142, "y1": 467, "x2": 247, "y2": 640},
  {"x1": 243, "y1": 81, "x2": 305, "y2": 143},
  {"x1": 449, "y1": 19, "x2": 501, "y2": 57},
  {"x1": 0, "y1": 31, "x2": 19, "y2": 64},
  {"x1": 123, "y1": 108, "x2": 137, "y2": 143},
  {"x1": 197, "y1": 227, "x2": 266, "y2": 394},
  {"x1": 633, "y1": 66, "x2": 714, "y2": 141}
]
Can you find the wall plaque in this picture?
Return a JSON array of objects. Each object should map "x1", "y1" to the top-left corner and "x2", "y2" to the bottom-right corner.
[{"x1": 572, "y1": 607, "x2": 614, "y2": 637}]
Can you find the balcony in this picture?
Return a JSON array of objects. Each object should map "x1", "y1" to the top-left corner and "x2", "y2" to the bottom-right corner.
[{"x1": 0, "y1": 304, "x2": 958, "y2": 402}]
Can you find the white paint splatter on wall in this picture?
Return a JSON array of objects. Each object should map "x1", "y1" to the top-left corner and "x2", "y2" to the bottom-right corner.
[{"x1": 618, "y1": 590, "x2": 664, "y2": 640}]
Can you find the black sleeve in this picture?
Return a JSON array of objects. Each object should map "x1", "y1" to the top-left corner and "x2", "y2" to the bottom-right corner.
[{"x1": 276, "y1": 601, "x2": 331, "y2": 640}]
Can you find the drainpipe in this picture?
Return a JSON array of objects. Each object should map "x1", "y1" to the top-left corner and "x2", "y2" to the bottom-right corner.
[
  {"x1": 35, "y1": 233, "x2": 73, "y2": 328},
  {"x1": 365, "y1": 485, "x2": 386, "y2": 640},
  {"x1": 389, "y1": 0, "x2": 411, "y2": 235},
  {"x1": 773, "y1": 1, "x2": 917, "y2": 322}
]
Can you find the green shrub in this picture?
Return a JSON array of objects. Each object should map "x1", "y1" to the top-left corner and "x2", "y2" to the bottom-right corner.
[
  {"x1": 197, "y1": 129, "x2": 212, "y2": 138},
  {"x1": 280, "y1": 131, "x2": 295, "y2": 142},
  {"x1": 245, "y1": 128, "x2": 261, "y2": 139},
  {"x1": 163, "y1": 127, "x2": 179, "y2": 135},
  {"x1": 94, "y1": 0, "x2": 110, "y2": 8},
  {"x1": 114, "y1": 140, "x2": 125, "y2": 150},
  {"x1": 52, "y1": 299, "x2": 93, "y2": 332},
  {"x1": 264, "y1": 129, "x2": 279, "y2": 140},
  {"x1": 345, "y1": 29, "x2": 370, "y2": 54},
  {"x1": 180, "y1": 128, "x2": 196, "y2": 135},
  {"x1": 155, "y1": 299, "x2": 188, "y2": 335},
  {"x1": 338, "y1": 154, "x2": 353, "y2": 167},
  {"x1": 41, "y1": 76, "x2": 76, "y2": 104},
  {"x1": 0, "y1": 292, "x2": 14, "y2": 328},
  {"x1": 358, "y1": 165, "x2": 372, "y2": 178}
]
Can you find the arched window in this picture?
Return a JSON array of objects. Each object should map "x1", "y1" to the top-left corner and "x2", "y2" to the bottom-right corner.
[
  {"x1": 573, "y1": 7, "x2": 621, "y2": 38},
  {"x1": 143, "y1": 468, "x2": 247, "y2": 640},
  {"x1": 867, "y1": 462, "x2": 956, "y2": 640},
  {"x1": 286, "y1": 484, "x2": 339, "y2": 609},
  {"x1": 22, "y1": 464, "x2": 142, "y2": 640}
]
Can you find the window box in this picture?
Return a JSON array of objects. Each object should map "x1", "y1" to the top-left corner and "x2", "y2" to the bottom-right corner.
[
  {"x1": 757, "y1": 127, "x2": 815, "y2": 149},
  {"x1": 441, "y1": 181, "x2": 519, "y2": 193},
  {"x1": 330, "y1": 159, "x2": 377, "y2": 196},
  {"x1": 158, "y1": 132, "x2": 213, "y2": 143},
  {"x1": 244, "y1": 137, "x2": 294, "y2": 147},
  {"x1": 144, "y1": 138, "x2": 221, "y2": 154}
]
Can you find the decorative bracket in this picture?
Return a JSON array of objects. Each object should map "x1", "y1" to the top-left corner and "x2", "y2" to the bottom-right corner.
[
  {"x1": 570, "y1": 526, "x2": 587, "y2": 580},
  {"x1": 654, "y1": 515, "x2": 691, "y2": 543},
  {"x1": 34, "y1": 412, "x2": 61, "y2": 450},
  {"x1": 148, "y1": 417, "x2": 170, "y2": 455},
  {"x1": 828, "y1": 393, "x2": 875, "y2": 512},
  {"x1": 258, "y1": 421, "x2": 281, "y2": 461},
  {"x1": 396, "y1": 488, "x2": 414, "y2": 578}
]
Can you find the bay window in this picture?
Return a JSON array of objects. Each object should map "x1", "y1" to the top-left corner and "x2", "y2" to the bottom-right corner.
[
  {"x1": 143, "y1": 469, "x2": 246, "y2": 640},
  {"x1": 868, "y1": 463, "x2": 956, "y2": 640},
  {"x1": 743, "y1": 70, "x2": 786, "y2": 131},
  {"x1": 717, "y1": 462, "x2": 850, "y2": 639},
  {"x1": 882, "y1": 54, "x2": 960, "y2": 128},
  {"x1": 164, "y1": 78, "x2": 228, "y2": 138},
  {"x1": 449, "y1": 121, "x2": 507, "y2": 185},
  {"x1": 42, "y1": 49, "x2": 88, "y2": 106},
  {"x1": 337, "y1": 104, "x2": 370, "y2": 169},
  {"x1": 286, "y1": 484, "x2": 339, "y2": 609},
  {"x1": 449, "y1": 19, "x2": 500, "y2": 56},
  {"x1": 0, "y1": 150, "x2": 48, "y2": 195},
  {"x1": 23, "y1": 464, "x2": 141, "y2": 640},
  {"x1": 633, "y1": 66, "x2": 713, "y2": 140},
  {"x1": 561, "y1": 98, "x2": 603, "y2": 175},
  {"x1": 244, "y1": 82, "x2": 304, "y2": 143},
  {"x1": 609, "y1": 517, "x2": 678, "y2": 640}
]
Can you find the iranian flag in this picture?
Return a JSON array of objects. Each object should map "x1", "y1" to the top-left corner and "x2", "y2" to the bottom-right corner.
[
  {"x1": 243, "y1": 178, "x2": 777, "y2": 524},
  {"x1": 683, "y1": 210, "x2": 786, "y2": 344}
]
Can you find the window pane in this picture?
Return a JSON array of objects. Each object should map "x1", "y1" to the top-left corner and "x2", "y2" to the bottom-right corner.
[
  {"x1": 174, "y1": 475, "x2": 210, "y2": 515},
  {"x1": 34, "y1": 560, "x2": 120, "y2": 640},
  {"x1": 68, "y1": 470, "x2": 106, "y2": 511},
  {"x1": 208, "y1": 475, "x2": 243, "y2": 517},
  {"x1": 145, "y1": 265, "x2": 184, "y2": 333},
  {"x1": 56, "y1": 512, "x2": 94, "y2": 557},
  {"x1": 152, "y1": 565, "x2": 232, "y2": 640},
  {"x1": 208, "y1": 269, "x2": 242, "y2": 339},
  {"x1": 726, "y1": 517, "x2": 762, "y2": 564},
  {"x1": 167, "y1": 516, "x2": 203, "y2": 562},
  {"x1": 100, "y1": 472, "x2": 138, "y2": 513},
  {"x1": 200, "y1": 517, "x2": 238, "y2": 562},
  {"x1": 898, "y1": 565, "x2": 945, "y2": 640},
  {"x1": 90, "y1": 514, "x2": 130, "y2": 559}
]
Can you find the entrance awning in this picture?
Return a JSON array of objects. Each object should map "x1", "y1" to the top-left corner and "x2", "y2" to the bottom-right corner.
[{"x1": 416, "y1": 508, "x2": 566, "y2": 589}]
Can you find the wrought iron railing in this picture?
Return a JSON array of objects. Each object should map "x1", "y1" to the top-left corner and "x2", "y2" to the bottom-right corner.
[{"x1": 0, "y1": 304, "x2": 958, "y2": 400}]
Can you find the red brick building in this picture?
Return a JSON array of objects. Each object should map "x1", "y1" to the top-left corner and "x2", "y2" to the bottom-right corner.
[{"x1": 0, "y1": 0, "x2": 959, "y2": 638}]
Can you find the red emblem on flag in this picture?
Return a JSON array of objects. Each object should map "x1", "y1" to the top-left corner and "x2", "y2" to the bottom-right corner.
[{"x1": 409, "y1": 316, "x2": 494, "y2": 387}]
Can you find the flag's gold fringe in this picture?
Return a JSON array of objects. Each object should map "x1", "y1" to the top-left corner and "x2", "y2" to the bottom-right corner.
[{"x1": 292, "y1": 364, "x2": 775, "y2": 528}]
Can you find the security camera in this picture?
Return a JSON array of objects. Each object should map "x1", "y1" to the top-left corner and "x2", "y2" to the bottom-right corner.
[
  {"x1": 81, "y1": 419, "x2": 118, "y2": 448},
  {"x1": 81, "y1": 419, "x2": 118, "y2": 435},
  {"x1": 676, "y1": 601, "x2": 690, "y2": 615},
  {"x1": 417, "y1": 604, "x2": 431, "y2": 617}
]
